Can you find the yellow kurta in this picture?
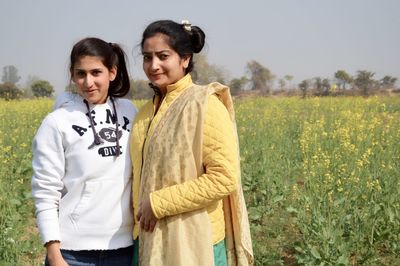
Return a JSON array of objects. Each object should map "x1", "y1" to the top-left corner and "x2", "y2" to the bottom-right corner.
[{"x1": 130, "y1": 74, "x2": 253, "y2": 265}]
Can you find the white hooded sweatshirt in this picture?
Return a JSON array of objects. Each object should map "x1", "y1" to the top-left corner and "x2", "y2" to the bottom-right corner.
[{"x1": 32, "y1": 92, "x2": 137, "y2": 250}]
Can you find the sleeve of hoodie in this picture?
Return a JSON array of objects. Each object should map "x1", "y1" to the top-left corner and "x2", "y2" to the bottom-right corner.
[
  {"x1": 31, "y1": 113, "x2": 65, "y2": 244},
  {"x1": 149, "y1": 94, "x2": 238, "y2": 219}
]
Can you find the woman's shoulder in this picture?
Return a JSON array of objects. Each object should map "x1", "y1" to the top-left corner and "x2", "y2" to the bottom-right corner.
[
  {"x1": 136, "y1": 100, "x2": 153, "y2": 116},
  {"x1": 53, "y1": 91, "x2": 79, "y2": 110},
  {"x1": 115, "y1": 98, "x2": 138, "y2": 114},
  {"x1": 191, "y1": 82, "x2": 230, "y2": 97},
  {"x1": 41, "y1": 93, "x2": 84, "y2": 127},
  {"x1": 207, "y1": 94, "x2": 229, "y2": 116}
]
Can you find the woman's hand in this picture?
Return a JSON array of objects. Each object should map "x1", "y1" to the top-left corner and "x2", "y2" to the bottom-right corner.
[
  {"x1": 46, "y1": 241, "x2": 68, "y2": 266},
  {"x1": 137, "y1": 195, "x2": 158, "y2": 232}
]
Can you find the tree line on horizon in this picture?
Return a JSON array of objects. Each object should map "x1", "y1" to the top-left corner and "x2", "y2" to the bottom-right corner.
[{"x1": 1, "y1": 54, "x2": 398, "y2": 100}]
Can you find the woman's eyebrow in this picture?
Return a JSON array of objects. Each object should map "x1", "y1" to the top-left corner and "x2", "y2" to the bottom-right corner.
[{"x1": 142, "y1": 49, "x2": 170, "y2": 54}]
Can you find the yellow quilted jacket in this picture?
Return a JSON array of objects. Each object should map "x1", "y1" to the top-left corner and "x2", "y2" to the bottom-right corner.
[{"x1": 130, "y1": 74, "x2": 238, "y2": 244}]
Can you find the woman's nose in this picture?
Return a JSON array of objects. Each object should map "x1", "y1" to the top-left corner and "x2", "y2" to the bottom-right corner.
[
  {"x1": 84, "y1": 75, "x2": 94, "y2": 87},
  {"x1": 150, "y1": 58, "x2": 160, "y2": 71}
]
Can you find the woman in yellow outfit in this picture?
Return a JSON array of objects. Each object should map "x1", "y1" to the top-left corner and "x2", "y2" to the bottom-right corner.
[{"x1": 130, "y1": 19, "x2": 253, "y2": 266}]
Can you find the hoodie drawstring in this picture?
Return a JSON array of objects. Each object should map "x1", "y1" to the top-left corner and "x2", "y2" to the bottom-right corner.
[{"x1": 84, "y1": 98, "x2": 120, "y2": 157}]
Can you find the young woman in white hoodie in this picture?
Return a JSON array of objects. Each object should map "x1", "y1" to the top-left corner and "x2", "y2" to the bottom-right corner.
[{"x1": 31, "y1": 37, "x2": 137, "y2": 266}]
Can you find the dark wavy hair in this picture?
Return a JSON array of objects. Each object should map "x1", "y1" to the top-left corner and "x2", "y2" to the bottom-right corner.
[{"x1": 140, "y1": 20, "x2": 206, "y2": 74}]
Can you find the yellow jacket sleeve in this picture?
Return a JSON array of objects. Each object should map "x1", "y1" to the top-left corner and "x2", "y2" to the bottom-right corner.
[{"x1": 149, "y1": 95, "x2": 239, "y2": 219}]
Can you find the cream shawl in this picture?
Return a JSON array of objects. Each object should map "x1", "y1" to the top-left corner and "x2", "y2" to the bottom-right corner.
[{"x1": 138, "y1": 82, "x2": 253, "y2": 265}]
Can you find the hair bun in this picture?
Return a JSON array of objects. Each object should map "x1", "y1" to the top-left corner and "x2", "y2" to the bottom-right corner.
[{"x1": 190, "y1": 26, "x2": 205, "y2": 53}]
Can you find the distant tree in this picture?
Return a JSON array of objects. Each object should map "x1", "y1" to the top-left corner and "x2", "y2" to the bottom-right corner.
[
  {"x1": 246, "y1": 60, "x2": 274, "y2": 94},
  {"x1": 380, "y1": 75, "x2": 397, "y2": 90},
  {"x1": 229, "y1": 76, "x2": 248, "y2": 95},
  {"x1": 334, "y1": 70, "x2": 352, "y2": 92},
  {"x1": 299, "y1": 79, "x2": 311, "y2": 98},
  {"x1": 0, "y1": 82, "x2": 23, "y2": 100},
  {"x1": 354, "y1": 70, "x2": 375, "y2": 96},
  {"x1": 284, "y1": 75, "x2": 294, "y2": 89},
  {"x1": 2, "y1": 65, "x2": 21, "y2": 84},
  {"x1": 23, "y1": 75, "x2": 41, "y2": 98},
  {"x1": 278, "y1": 78, "x2": 286, "y2": 91},
  {"x1": 31, "y1": 80, "x2": 54, "y2": 97},
  {"x1": 313, "y1": 77, "x2": 330, "y2": 96},
  {"x1": 322, "y1": 78, "x2": 331, "y2": 96},
  {"x1": 313, "y1": 77, "x2": 323, "y2": 96},
  {"x1": 192, "y1": 53, "x2": 227, "y2": 84},
  {"x1": 22, "y1": 87, "x2": 33, "y2": 98}
]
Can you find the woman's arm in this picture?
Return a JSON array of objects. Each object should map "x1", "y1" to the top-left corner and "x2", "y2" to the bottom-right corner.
[
  {"x1": 149, "y1": 95, "x2": 239, "y2": 219},
  {"x1": 31, "y1": 114, "x2": 65, "y2": 245},
  {"x1": 45, "y1": 241, "x2": 68, "y2": 266}
]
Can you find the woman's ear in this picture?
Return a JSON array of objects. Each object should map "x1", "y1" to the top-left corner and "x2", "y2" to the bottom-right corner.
[
  {"x1": 109, "y1": 66, "x2": 117, "y2": 81},
  {"x1": 182, "y1": 55, "x2": 191, "y2": 69},
  {"x1": 70, "y1": 69, "x2": 75, "y2": 81}
]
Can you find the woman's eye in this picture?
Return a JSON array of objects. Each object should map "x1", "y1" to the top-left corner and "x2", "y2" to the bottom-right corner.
[
  {"x1": 92, "y1": 70, "x2": 102, "y2": 76},
  {"x1": 143, "y1": 55, "x2": 151, "y2": 61},
  {"x1": 159, "y1": 54, "x2": 168, "y2": 60},
  {"x1": 75, "y1": 71, "x2": 85, "y2": 77}
]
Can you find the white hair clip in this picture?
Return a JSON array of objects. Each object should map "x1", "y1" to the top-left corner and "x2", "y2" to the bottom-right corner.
[{"x1": 181, "y1": 20, "x2": 192, "y2": 32}]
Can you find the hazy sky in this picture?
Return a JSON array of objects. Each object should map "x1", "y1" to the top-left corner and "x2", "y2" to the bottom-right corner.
[{"x1": 1, "y1": 0, "x2": 399, "y2": 94}]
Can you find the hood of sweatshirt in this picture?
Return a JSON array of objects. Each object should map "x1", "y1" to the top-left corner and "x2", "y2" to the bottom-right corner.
[{"x1": 53, "y1": 91, "x2": 79, "y2": 110}]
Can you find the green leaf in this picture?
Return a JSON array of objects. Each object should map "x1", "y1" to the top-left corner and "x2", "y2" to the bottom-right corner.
[
  {"x1": 333, "y1": 197, "x2": 346, "y2": 207},
  {"x1": 294, "y1": 246, "x2": 304, "y2": 253},
  {"x1": 286, "y1": 206, "x2": 298, "y2": 214},
  {"x1": 337, "y1": 254, "x2": 349, "y2": 265},
  {"x1": 310, "y1": 246, "x2": 321, "y2": 259},
  {"x1": 387, "y1": 207, "x2": 394, "y2": 223},
  {"x1": 23, "y1": 191, "x2": 32, "y2": 199},
  {"x1": 248, "y1": 207, "x2": 262, "y2": 221},
  {"x1": 10, "y1": 198, "x2": 21, "y2": 206},
  {"x1": 272, "y1": 194, "x2": 284, "y2": 203},
  {"x1": 373, "y1": 204, "x2": 381, "y2": 215}
]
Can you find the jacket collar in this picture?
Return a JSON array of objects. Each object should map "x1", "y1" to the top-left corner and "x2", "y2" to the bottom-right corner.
[
  {"x1": 151, "y1": 74, "x2": 193, "y2": 96},
  {"x1": 166, "y1": 74, "x2": 193, "y2": 94}
]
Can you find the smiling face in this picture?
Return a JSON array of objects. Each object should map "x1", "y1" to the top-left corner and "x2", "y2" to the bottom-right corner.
[
  {"x1": 71, "y1": 56, "x2": 116, "y2": 104},
  {"x1": 142, "y1": 33, "x2": 190, "y2": 93}
]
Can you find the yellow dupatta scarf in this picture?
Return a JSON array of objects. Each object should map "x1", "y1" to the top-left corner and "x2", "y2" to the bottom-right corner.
[{"x1": 137, "y1": 82, "x2": 253, "y2": 266}]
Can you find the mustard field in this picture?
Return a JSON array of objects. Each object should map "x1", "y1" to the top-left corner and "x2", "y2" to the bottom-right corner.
[{"x1": 1, "y1": 96, "x2": 399, "y2": 265}]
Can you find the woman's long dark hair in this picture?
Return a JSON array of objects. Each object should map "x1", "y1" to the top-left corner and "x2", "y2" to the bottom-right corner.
[{"x1": 70, "y1": 37, "x2": 130, "y2": 97}]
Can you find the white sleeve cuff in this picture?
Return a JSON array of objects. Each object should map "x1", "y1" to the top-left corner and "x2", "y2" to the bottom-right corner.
[{"x1": 36, "y1": 209, "x2": 60, "y2": 245}]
